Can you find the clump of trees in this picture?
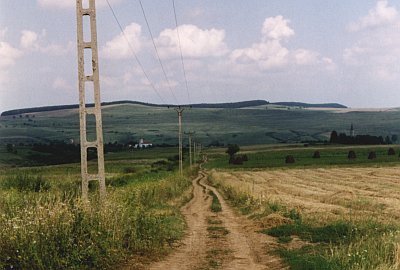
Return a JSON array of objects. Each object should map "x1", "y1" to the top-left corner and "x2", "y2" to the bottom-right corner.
[{"x1": 330, "y1": 131, "x2": 387, "y2": 145}]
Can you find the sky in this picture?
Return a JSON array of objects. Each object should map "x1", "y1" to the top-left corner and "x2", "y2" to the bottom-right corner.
[{"x1": 1, "y1": 0, "x2": 400, "y2": 111}]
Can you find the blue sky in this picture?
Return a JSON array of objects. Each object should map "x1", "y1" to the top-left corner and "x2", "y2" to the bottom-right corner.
[{"x1": 1, "y1": 0, "x2": 400, "y2": 111}]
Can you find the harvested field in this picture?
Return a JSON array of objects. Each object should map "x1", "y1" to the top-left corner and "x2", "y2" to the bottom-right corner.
[{"x1": 210, "y1": 166, "x2": 400, "y2": 223}]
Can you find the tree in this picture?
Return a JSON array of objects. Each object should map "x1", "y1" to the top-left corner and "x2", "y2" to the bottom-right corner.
[
  {"x1": 226, "y1": 144, "x2": 240, "y2": 163},
  {"x1": 330, "y1": 131, "x2": 338, "y2": 143},
  {"x1": 391, "y1": 134, "x2": 398, "y2": 143}
]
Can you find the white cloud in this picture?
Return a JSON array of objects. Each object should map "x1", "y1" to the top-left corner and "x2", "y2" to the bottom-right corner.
[
  {"x1": 18, "y1": 29, "x2": 73, "y2": 56},
  {"x1": 20, "y1": 30, "x2": 39, "y2": 50},
  {"x1": 262, "y1": 16, "x2": 294, "y2": 41},
  {"x1": 101, "y1": 23, "x2": 142, "y2": 59},
  {"x1": 156, "y1": 24, "x2": 229, "y2": 58},
  {"x1": 344, "y1": 1, "x2": 400, "y2": 81},
  {"x1": 52, "y1": 77, "x2": 73, "y2": 90},
  {"x1": 42, "y1": 41, "x2": 74, "y2": 56},
  {"x1": 37, "y1": 0, "x2": 123, "y2": 9},
  {"x1": 348, "y1": 0, "x2": 397, "y2": 32},
  {"x1": 230, "y1": 16, "x2": 332, "y2": 72},
  {"x1": 0, "y1": 42, "x2": 23, "y2": 69},
  {"x1": 231, "y1": 40, "x2": 289, "y2": 70}
]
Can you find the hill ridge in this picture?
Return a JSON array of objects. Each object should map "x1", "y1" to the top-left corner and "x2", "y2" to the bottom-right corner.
[{"x1": 1, "y1": 100, "x2": 347, "y2": 116}]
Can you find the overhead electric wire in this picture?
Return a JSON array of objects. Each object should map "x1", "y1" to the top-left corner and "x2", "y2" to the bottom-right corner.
[
  {"x1": 172, "y1": 0, "x2": 191, "y2": 104},
  {"x1": 105, "y1": 0, "x2": 166, "y2": 104},
  {"x1": 138, "y1": 0, "x2": 179, "y2": 105}
]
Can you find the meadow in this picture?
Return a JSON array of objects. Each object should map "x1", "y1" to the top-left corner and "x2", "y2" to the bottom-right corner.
[{"x1": 0, "y1": 147, "x2": 195, "y2": 269}]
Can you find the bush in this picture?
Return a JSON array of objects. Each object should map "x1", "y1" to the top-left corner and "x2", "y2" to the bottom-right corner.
[
  {"x1": 123, "y1": 167, "x2": 136, "y2": 174},
  {"x1": 312, "y1": 151, "x2": 321, "y2": 159},
  {"x1": 1, "y1": 174, "x2": 51, "y2": 192},
  {"x1": 348, "y1": 151, "x2": 356, "y2": 160},
  {"x1": 368, "y1": 151, "x2": 376, "y2": 160},
  {"x1": 285, "y1": 155, "x2": 295, "y2": 164},
  {"x1": 242, "y1": 154, "x2": 248, "y2": 161},
  {"x1": 388, "y1": 148, "x2": 395, "y2": 155}
]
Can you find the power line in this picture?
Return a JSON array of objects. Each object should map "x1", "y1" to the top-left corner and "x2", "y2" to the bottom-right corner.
[
  {"x1": 105, "y1": 0, "x2": 166, "y2": 104},
  {"x1": 138, "y1": 0, "x2": 179, "y2": 105},
  {"x1": 172, "y1": 0, "x2": 191, "y2": 104}
]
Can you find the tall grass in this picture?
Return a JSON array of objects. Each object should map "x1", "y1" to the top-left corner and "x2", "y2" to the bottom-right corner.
[{"x1": 0, "y1": 171, "x2": 191, "y2": 269}]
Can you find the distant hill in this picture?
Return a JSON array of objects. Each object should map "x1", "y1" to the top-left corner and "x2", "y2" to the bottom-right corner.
[
  {"x1": 1, "y1": 100, "x2": 347, "y2": 116},
  {"x1": 271, "y1": 102, "x2": 347, "y2": 109},
  {"x1": 1, "y1": 99, "x2": 398, "y2": 148}
]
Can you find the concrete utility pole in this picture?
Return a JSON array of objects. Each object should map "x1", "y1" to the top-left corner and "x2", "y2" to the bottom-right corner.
[
  {"x1": 184, "y1": 131, "x2": 195, "y2": 168},
  {"x1": 175, "y1": 107, "x2": 185, "y2": 175},
  {"x1": 76, "y1": 0, "x2": 106, "y2": 202},
  {"x1": 193, "y1": 140, "x2": 196, "y2": 164}
]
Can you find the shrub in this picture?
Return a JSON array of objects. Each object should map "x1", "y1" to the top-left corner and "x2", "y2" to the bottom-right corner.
[
  {"x1": 312, "y1": 151, "x2": 321, "y2": 159},
  {"x1": 242, "y1": 154, "x2": 248, "y2": 161},
  {"x1": 123, "y1": 167, "x2": 136, "y2": 173},
  {"x1": 348, "y1": 151, "x2": 356, "y2": 160},
  {"x1": 368, "y1": 151, "x2": 376, "y2": 160},
  {"x1": 285, "y1": 155, "x2": 295, "y2": 164},
  {"x1": 388, "y1": 148, "x2": 395, "y2": 155},
  {"x1": 232, "y1": 156, "x2": 244, "y2": 165}
]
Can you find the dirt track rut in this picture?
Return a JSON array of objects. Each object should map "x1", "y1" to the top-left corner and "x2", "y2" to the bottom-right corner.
[{"x1": 147, "y1": 171, "x2": 284, "y2": 270}]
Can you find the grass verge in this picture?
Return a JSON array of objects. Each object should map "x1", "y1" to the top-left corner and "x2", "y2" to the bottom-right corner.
[{"x1": 0, "y1": 168, "x2": 192, "y2": 269}]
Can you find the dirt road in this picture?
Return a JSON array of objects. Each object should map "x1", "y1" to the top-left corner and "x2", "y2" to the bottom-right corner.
[{"x1": 147, "y1": 171, "x2": 284, "y2": 270}]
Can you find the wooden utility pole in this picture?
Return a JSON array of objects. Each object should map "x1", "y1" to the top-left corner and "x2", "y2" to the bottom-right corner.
[
  {"x1": 184, "y1": 131, "x2": 195, "y2": 168},
  {"x1": 175, "y1": 107, "x2": 185, "y2": 175},
  {"x1": 76, "y1": 0, "x2": 106, "y2": 201}
]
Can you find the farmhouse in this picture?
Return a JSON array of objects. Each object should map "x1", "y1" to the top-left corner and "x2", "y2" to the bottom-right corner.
[{"x1": 134, "y1": 138, "x2": 153, "y2": 149}]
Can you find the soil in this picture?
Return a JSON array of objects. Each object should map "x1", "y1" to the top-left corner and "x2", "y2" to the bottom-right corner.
[{"x1": 131, "y1": 171, "x2": 285, "y2": 270}]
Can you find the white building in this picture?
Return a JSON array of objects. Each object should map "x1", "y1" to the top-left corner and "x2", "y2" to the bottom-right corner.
[{"x1": 134, "y1": 138, "x2": 153, "y2": 149}]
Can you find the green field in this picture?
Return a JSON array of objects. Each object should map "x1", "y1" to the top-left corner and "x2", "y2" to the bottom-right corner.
[
  {"x1": 2, "y1": 103, "x2": 400, "y2": 146},
  {"x1": 205, "y1": 144, "x2": 400, "y2": 169}
]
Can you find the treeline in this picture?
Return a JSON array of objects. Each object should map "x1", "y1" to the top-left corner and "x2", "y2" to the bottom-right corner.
[{"x1": 329, "y1": 131, "x2": 393, "y2": 145}]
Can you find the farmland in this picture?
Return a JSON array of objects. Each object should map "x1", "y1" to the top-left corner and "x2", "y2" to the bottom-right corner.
[
  {"x1": 206, "y1": 146, "x2": 400, "y2": 269},
  {"x1": 2, "y1": 102, "x2": 400, "y2": 146},
  {"x1": 2, "y1": 103, "x2": 400, "y2": 269}
]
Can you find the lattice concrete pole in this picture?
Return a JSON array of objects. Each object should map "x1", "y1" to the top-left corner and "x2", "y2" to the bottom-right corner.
[
  {"x1": 193, "y1": 140, "x2": 196, "y2": 164},
  {"x1": 188, "y1": 133, "x2": 192, "y2": 168},
  {"x1": 185, "y1": 131, "x2": 195, "y2": 168},
  {"x1": 77, "y1": 0, "x2": 106, "y2": 202},
  {"x1": 175, "y1": 108, "x2": 185, "y2": 175}
]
